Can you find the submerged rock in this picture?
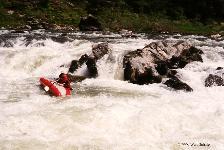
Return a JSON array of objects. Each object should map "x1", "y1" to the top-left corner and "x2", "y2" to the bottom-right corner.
[
  {"x1": 0, "y1": 34, "x2": 15, "y2": 47},
  {"x1": 50, "y1": 35, "x2": 72, "y2": 43},
  {"x1": 216, "y1": 67, "x2": 223, "y2": 70},
  {"x1": 164, "y1": 78, "x2": 193, "y2": 92},
  {"x1": 205, "y1": 74, "x2": 224, "y2": 87},
  {"x1": 67, "y1": 74, "x2": 86, "y2": 82}
]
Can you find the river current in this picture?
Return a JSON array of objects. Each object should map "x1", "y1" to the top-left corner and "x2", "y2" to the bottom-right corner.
[{"x1": 0, "y1": 30, "x2": 223, "y2": 149}]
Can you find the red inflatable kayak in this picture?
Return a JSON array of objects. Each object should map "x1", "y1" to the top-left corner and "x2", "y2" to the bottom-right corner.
[{"x1": 39, "y1": 77, "x2": 71, "y2": 96}]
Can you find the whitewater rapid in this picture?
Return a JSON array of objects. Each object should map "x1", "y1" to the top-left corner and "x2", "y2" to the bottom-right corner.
[{"x1": 0, "y1": 31, "x2": 223, "y2": 149}]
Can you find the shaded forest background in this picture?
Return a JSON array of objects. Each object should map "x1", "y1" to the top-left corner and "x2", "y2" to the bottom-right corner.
[{"x1": 0, "y1": 0, "x2": 224, "y2": 34}]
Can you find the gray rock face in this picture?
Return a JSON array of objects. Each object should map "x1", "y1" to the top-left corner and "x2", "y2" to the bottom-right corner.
[
  {"x1": 123, "y1": 40, "x2": 203, "y2": 91},
  {"x1": 92, "y1": 43, "x2": 109, "y2": 59},
  {"x1": 123, "y1": 41, "x2": 189, "y2": 82}
]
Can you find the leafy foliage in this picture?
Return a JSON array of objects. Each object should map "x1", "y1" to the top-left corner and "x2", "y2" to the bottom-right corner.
[{"x1": 0, "y1": 0, "x2": 223, "y2": 34}]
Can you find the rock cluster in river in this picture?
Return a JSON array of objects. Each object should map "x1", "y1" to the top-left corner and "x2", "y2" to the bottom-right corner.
[
  {"x1": 68, "y1": 40, "x2": 204, "y2": 92},
  {"x1": 123, "y1": 40, "x2": 203, "y2": 91},
  {"x1": 68, "y1": 42, "x2": 110, "y2": 78}
]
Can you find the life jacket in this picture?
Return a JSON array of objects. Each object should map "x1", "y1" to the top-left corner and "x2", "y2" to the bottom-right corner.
[{"x1": 57, "y1": 73, "x2": 71, "y2": 89}]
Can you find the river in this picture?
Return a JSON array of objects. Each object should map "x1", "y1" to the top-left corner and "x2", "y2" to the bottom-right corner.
[{"x1": 0, "y1": 30, "x2": 223, "y2": 149}]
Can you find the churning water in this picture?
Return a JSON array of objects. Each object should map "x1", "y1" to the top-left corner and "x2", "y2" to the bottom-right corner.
[{"x1": 0, "y1": 30, "x2": 223, "y2": 150}]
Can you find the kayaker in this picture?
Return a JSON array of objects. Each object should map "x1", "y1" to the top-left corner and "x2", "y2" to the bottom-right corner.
[{"x1": 57, "y1": 73, "x2": 72, "y2": 90}]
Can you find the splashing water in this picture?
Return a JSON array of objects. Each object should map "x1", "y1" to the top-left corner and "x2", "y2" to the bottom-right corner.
[{"x1": 0, "y1": 31, "x2": 224, "y2": 149}]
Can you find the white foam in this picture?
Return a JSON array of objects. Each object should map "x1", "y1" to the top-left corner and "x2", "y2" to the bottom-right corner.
[{"x1": 0, "y1": 32, "x2": 224, "y2": 149}]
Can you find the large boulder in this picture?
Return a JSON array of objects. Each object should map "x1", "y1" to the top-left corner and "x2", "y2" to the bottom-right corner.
[
  {"x1": 123, "y1": 41, "x2": 197, "y2": 82},
  {"x1": 123, "y1": 40, "x2": 203, "y2": 91},
  {"x1": 123, "y1": 49, "x2": 162, "y2": 84},
  {"x1": 79, "y1": 15, "x2": 102, "y2": 31}
]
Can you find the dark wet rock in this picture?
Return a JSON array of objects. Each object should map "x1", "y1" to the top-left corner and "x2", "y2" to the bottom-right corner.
[
  {"x1": 155, "y1": 61, "x2": 168, "y2": 76},
  {"x1": 68, "y1": 54, "x2": 89, "y2": 73},
  {"x1": 92, "y1": 42, "x2": 109, "y2": 59},
  {"x1": 168, "y1": 47, "x2": 203, "y2": 69},
  {"x1": 61, "y1": 33, "x2": 67, "y2": 36},
  {"x1": 50, "y1": 36, "x2": 72, "y2": 43},
  {"x1": 86, "y1": 57, "x2": 98, "y2": 78},
  {"x1": 205, "y1": 74, "x2": 224, "y2": 87},
  {"x1": 69, "y1": 55, "x2": 98, "y2": 78},
  {"x1": 33, "y1": 42, "x2": 45, "y2": 47},
  {"x1": 164, "y1": 78, "x2": 193, "y2": 92},
  {"x1": 79, "y1": 54, "x2": 89, "y2": 65},
  {"x1": 168, "y1": 56, "x2": 188, "y2": 69},
  {"x1": 79, "y1": 14, "x2": 102, "y2": 31},
  {"x1": 167, "y1": 70, "x2": 178, "y2": 78},
  {"x1": 10, "y1": 30, "x2": 26, "y2": 34},
  {"x1": 137, "y1": 67, "x2": 162, "y2": 84},
  {"x1": 67, "y1": 74, "x2": 87, "y2": 82},
  {"x1": 68, "y1": 43, "x2": 109, "y2": 78},
  {"x1": 216, "y1": 67, "x2": 223, "y2": 70},
  {"x1": 69, "y1": 60, "x2": 79, "y2": 73}
]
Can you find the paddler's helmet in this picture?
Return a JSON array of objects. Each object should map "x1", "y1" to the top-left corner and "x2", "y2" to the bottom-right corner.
[{"x1": 59, "y1": 73, "x2": 68, "y2": 81}]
